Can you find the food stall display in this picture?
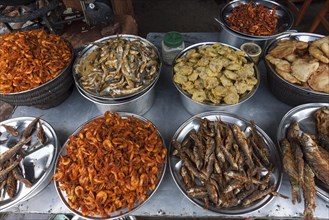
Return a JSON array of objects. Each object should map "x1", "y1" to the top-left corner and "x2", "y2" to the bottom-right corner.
[{"x1": 0, "y1": 0, "x2": 328, "y2": 218}]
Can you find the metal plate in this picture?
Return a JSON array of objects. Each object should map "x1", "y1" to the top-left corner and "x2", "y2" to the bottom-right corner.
[
  {"x1": 54, "y1": 112, "x2": 167, "y2": 220},
  {"x1": 73, "y1": 34, "x2": 162, "y2": 101},
  {"x1": 172, "y1": 42, "x2": 260, "y2": 108},
  {"x1": 220, "y1": 0, "x2": 294, "y2": 39},
  {"x1": 277, "y1": 103, "x2": 329, "y2": 202},
  {"x1": 169, "y1": 111, "x2": 282, "y2": 215},
  {"x1": 0, "y1": 117, "x2": 58, "y2": 211}
]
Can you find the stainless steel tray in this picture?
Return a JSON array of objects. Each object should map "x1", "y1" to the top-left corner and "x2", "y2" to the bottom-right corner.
[
  {"x1": 169, "y1": 111, "x2": 282, "y2": 215},
  {"x1": 277, "y1": 103, "x2": 329, "y2": 202},
  {"x1": 0, "y1": 117, "x2": 59, "y2": 211},
  {"x1": 54, "y1": 112, "x2": 167, "y2": 220}
]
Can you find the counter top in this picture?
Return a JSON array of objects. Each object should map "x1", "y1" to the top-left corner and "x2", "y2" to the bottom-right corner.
[{"x1": 6, "y1": 32, "x2": 329, "y2": 218}]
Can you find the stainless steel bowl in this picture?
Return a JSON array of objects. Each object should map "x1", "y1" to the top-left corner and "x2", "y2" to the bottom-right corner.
[
  {"x1": 0, "y1": 117, "x2": 59, "y2": 211},
  {"x1": 169, "y1": 111, "x2": 282, "y2": 214},
  {"x1": 54, "y1": 112, "x2": 167, "y2": 220},
  {"x1": 215, "y1": 0, "x2": 294, "y2": 48},
  {"x1": 264, "y1": 33, "x2": 329, "y2": 106},
  {"x1": 77, "y1": 76, "x2": 157, "y2": 115},
  {"x1": 277, "y1": 103, "x2": 329, "y2": 202},
  {"x1": 73, "y1": 34, "x2": 162, "y2": 101},
  {"x1": 172, "y1": 42, "x2": 260, "y2": 115}
]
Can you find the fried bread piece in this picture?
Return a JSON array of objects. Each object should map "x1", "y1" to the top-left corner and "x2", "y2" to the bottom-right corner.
[
  {"x1": 291, "y1": 58, "x2": 319, "y2": 82},
  {"x1": 265, "y1": 54, "x2": 291, "y2": 72},
  {"x1": 275, "y1": 68, "x2": 301, "y2": 84},
  {"x1": 309, "y1": 36, "x2": 329, "y2": 63},
  {"x1": 307, "y1": 63, "x2": 329, "y2": 93},
  {"x1": 268, "y1": 40, "x2": 296, "y2": 59}
]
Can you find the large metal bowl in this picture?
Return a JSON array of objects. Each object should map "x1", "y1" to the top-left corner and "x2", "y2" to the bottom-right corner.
[
  {"x1": 264, "y1": 33, "x2": 329, "y2": 106},
  {"x1": 216, "y1": 0, "x2": 294, "y2": 48},
  {"x1": 169, "y1": 111, "x2": 282, "y2": 215},
  {"x1": 172, "y1": 42, "x2": 260, "y2": 115},
  {"x1": 277, "y1": 103, "x2": 329, "y2": 202},
  {"x1": 73, "y1": 34, "x2": 162, "y2": 101},
  {"x1": 0, "y1": 117, "x2": 59, "y2": 211},
  {"x1": 76, "y1": 78, "x2": 157, "y2": 115},
  {"x1": 54, "y1": 112, "x2": 167, "y2": 220}
]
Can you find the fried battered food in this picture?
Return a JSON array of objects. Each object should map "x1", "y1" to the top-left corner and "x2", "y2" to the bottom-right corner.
[
  {"x1": 225, "y1": 2, "x2": 278, "y2": 36},
  {"x1": 0, "y1": 30, "x2": 71, "y2": 93},
  {"x1": 268, "y1": 40, "x2": 297, "y2": 59},
  {"x1": 307, "y1": 63, "x2": 329, "y2": 93},
  {"x1": 173, "y1": 43, "x2": 257, "y2": 105},
  {"x1": 265, "y1": 36, "x2": 329, "y2": 94},
  {"x1": 309, "y1": 36, "x2": 329, "y2": 63},
  {"x1": 265, "y1": 54, "x2": 291, "y2": 72},
  {"x1": 54, "y1": 112, "x2": 166, "y2": 217},
  {"x1": 291, "y1": 59, "x2": 319, "y2": 83}
]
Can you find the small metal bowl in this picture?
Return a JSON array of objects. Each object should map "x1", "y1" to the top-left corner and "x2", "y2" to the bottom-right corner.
[
  {"x1": 54, "y1": 112, "x2": 167, "y2": 220},
  {"x1": 0, "y1": 117, "x2": 59, "y2": 211},
  {"x1": 215, "y1": 0, "x2": 294, "y2": 48},
  {"x1": 169, "y1": 111, "x2": 282, "y2": 214},
  {"x1": 277, "y1": 103, "x2": 329, "y2": 202},
  {"x1": 73, "y1": 34, "x2": 162, "y2": 101},
  {"x1": 172, "y1": 42, "x2": 260, "y2": 115},
  {"x1": 264, "y1": 33, "x2": 329, "y2": 106}
]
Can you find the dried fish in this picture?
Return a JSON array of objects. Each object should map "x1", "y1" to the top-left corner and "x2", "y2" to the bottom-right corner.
[
  {"x1": 242, "y1": 186, "x2": 275, "y2": 206},
  {"x1": 0, "y1": 158, "x2": 21, "y2": 182},
  {"x1": 174, "y1": 119, "x2": 279, "y2": 210},
  {"x1": 313, "y1": 106, "x2": 329, "y2": 136},
  {"x1": 206, "y1": 181, "x2": 219, "y2": 206},
  {"x1": 317, "y1": 134, "x2": 329, "y2": 152},
  {"x1": 78, "y1": 37, "x2": 159, "y2": 98},
  {"x1": 302, "y1": 164, "x2": 316, "y2": 220},
  {"x1": 299, "y1": 133, "x2": 329, "y2": 186},
  {"x1": 281, "y1": 138, "x2": 301, "y2": 204},
  {"x1": 231, "y1": 124, "x2": 254, "y2": 169},
  {"x1": 187, "y1": 186, "x2": 208, "y2": 198},
  {"x1": 37, "y1": 120, "x2": 47, "y2": 145},
  {"x1": 6, "y1": 172, "x2": 16, "y2": 198},
  {"x1": 12, "y1": 167, "x2": 33, "y2": 188},
  {"x1": 0, "y1": 136, "x2": 32, "y2": 165},
  {"x1": 1, "y1": 124, "x2": 19, "y2": 137},
  {"x1": 22, "y1": 117, "x2": 41, "y2": 140}
]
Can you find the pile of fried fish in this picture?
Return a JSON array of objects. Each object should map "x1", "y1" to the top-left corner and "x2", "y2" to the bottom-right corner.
[
  {"x1": 281, "y1": 106, "x2": 329, "y2": 220},
  {"x1": 172, "y1": 118, "x2": 287, "y2": 210},
  {"x1": 0, "y1": 118, "x2": 46, "y2": 199},
  {"x1": 266, "y1": 36, "x2": 329, "y2": 93}
]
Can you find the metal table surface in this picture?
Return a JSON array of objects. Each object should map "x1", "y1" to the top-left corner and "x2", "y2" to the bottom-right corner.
[{"x1": 6, "y1": 33, "x2": 329, "y2": 218}]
